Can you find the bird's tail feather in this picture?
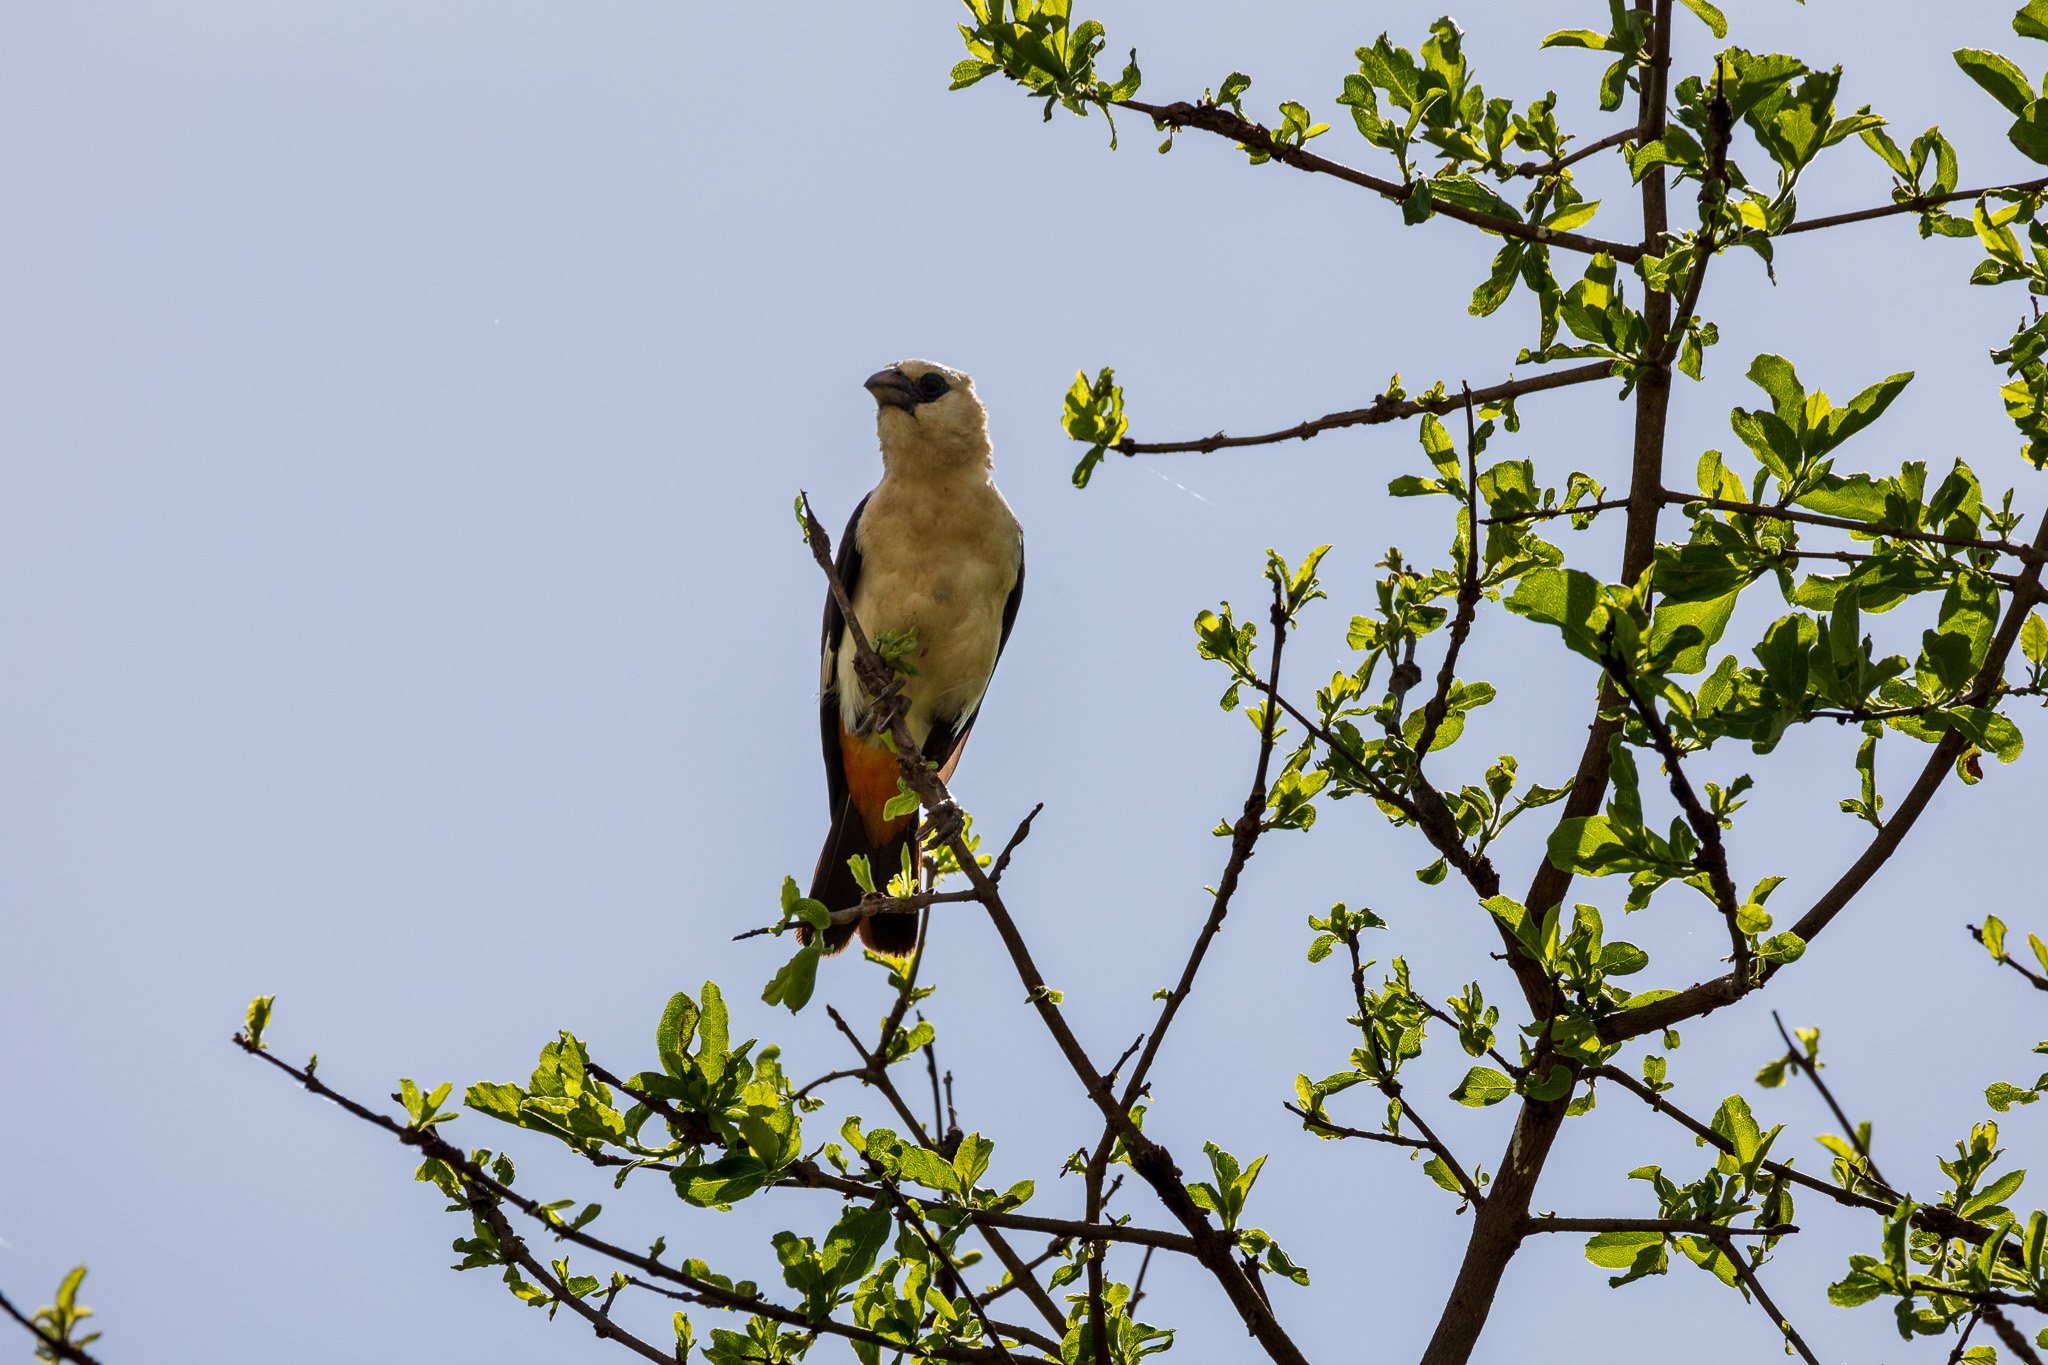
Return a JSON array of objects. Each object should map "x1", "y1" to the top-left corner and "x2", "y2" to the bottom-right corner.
[{"x1": 802, "y1": 797, "x2": 923, "y2": 958}]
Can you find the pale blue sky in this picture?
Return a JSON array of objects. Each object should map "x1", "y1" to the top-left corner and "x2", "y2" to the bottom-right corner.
[{"x1": 4, "y1": 3, "x2": 2044, "y2": 1362}]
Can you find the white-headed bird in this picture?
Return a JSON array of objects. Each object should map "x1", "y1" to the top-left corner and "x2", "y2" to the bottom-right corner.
[{"x1": 804, "y1": 360, "x2": 1025, "y2": 958}]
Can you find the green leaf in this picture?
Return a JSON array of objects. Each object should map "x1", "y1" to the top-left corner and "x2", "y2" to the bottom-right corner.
[
  {"x1": 1541, "y1": 29, "x2": 1618, "y2": 52},
  {"x1": 1450, "y1": 1066, "x2": 1515, "y2": 1107},
  {"x1": 1504, "y1": 568, "x2": 1610, "y2": 661},
  {"x1": 2020, "y1": 0, "x2": 2048, "y2": 41},
  {"x1": 2011, "y1": 101, "x2": 2048, "y2": 164},
  {"x1": 1584, "y1": 1228, "x2": 1665, "y2": 1268},
  {"x1": 762, "y1": 945, "x2": 823, "y2": 1014},
  {"x1": 1984, "y1": 914, "x2": 2009, "y2": 960},
  {"x1": 657, "y1": 991, "x2": 699, "y2": 1079},
  {"x1": 1063, "y1": 367, "x2": 1127, "y2": 488},
  {"x1": 1676, "y1": 0, "x2": 1728, "y2": 39},
  {"x1": 695, "y1": 982, "x2": 729, "y2": 1082},
  {"x1": 1956, "y1": 49, "x2": 2036, "y2": 115},
  {"x1": 244, "y1": 995, "x2": 275, "y2": 1050},
  {"x1": 1988, "y1": 1081, "x2": 2041, "y2": 1112},
  {"x1": 673, "y1": 1154, "x2": 772, "y2": 1209}
]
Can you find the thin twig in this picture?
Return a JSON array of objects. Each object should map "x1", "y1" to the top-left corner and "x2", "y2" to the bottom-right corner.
[
  {"x1": 1710, "y1": 1232, "x2": 1820, "y2": 1365},
  {"x1": 1283, "y1": 1102, "x2": 1431, "y2": 1150},
  {"x1": 1970, "y1": 923, "x2": 2048, "y2": 992},
  {"x1": 1117, "y1": 572, "x2": 1290, "y2": 1112},
  {"x1": 1947, "y1": 1310, "x2": 1984, "y2": 1365},
  {"x1": 1481, "y1": 496, "x2": 1632, "y2": 527},
  {"x1": 1598, "y1": 650, "x2": 1749, "y2": 981},
  {"x1": 1127, "y1": 1245, "x2": 1158, "y2": 1312},
  {"x1": 1771, "y1": 1011, "x2": 1895, "y2": 1195}
]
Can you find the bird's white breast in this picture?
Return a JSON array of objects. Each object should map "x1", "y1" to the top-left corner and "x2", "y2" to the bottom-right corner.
[{"x1": 835, "y1": 471, "x2": 1021, "y2": 747}]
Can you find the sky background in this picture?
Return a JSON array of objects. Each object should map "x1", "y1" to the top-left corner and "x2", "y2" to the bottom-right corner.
[{"x1": 5, "y1": 2, "x2": 2046, "y2": 1362}]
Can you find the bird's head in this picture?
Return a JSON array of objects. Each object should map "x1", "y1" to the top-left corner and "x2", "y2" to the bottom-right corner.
[{"x1": 865, "y1": 360, "x2": 991, "y2": 471}]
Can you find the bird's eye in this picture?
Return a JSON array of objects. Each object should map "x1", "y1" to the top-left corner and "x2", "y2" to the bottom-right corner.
[{"x1": 915, "y1": 373, "x2": 950, "y2": 402}]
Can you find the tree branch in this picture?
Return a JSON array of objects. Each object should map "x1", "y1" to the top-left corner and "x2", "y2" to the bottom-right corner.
[
  {"x1": 1596, "y1": 1063, "x2": 2027, "y2": 1270},
  {"x1": 1117, "y1": 100, "x2": 1643, "y2": 261},
  {"x1": 1771, "y1": 1011, "x2": 1896, "y2": 1195},
  {"x1": 1418, "y1": 13, "x2": 1677, "y2": 1360},
  {"x1": 1283, "y1": 1102, "x2": 1432, "y2": 1149},
  {"x1": 1598, "y1": 650, "x2": 1750, "y2": 981},
  {"x1": 1779, "y1": 176, "x2": 2048, "y2": 237},
  {"x1": 1410, "y1": 385, "x2": 1484, "y2": 760},
  {"x1": 1116, "y1": 363, "x2": 1615, "y2": 456},
  {"x1": 1118, "y1": 573, "x2": 1289, "y2": 1111},
  {"x1": 1339, "y1": 931, "x2": 1486, "y2": 1208},
  {"x1": 1667, "y1": 491, "x2": 2043, "y2": 564},
  {"x1": 1525, "y1": 1216, "x2": 1796, "y2": 1236},
  {"x1": 1507, "y1": 125, "x2": 1642, "y2": 179}
]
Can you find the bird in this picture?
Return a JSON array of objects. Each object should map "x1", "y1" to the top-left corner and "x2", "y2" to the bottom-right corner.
[{"x1": 804, "y1": 360, "x2": 1025, "y2": 959}]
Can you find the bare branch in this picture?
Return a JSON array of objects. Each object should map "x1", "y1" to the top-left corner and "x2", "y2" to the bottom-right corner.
[
  {"x1": 1117, "y1": 362, "x2": 1614, "y2": 456},
  {"x1": 1525, "y1": 1217, "x2": 1796, "y2": 1237},
  {"x1": 1283, "y1": 1102, "x2": 1431, "y2": 1150},
  {"x1": 1118, "y1": 573, "x2": 1290, "y2": 1111},
  {"x1": 1771, "y1": 1012, "x2": 1896, "y2": 1196},
  {"x1": 1710, "y1": 1231, "x2": 1820, "y2": 1365},
  {"x1": 1779, "y1": 175, "x2": 2048, "y2": 237},
  {"x1": 1507, "y1": 125, "x2": 1641, "y2": 179}
]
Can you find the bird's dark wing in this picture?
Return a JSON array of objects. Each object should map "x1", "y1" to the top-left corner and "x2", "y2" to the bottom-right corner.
[
  {"x1": 922, "y1": 536, "x2": 1024, "y2": 775},
  {"x1": 819, "y1": 494, "x2": 870, "y2": 818}
]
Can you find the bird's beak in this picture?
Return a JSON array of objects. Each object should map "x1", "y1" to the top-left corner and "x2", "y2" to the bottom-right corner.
[{"x1": 865, "y1": 367, "x2": 918, "y2": 412}]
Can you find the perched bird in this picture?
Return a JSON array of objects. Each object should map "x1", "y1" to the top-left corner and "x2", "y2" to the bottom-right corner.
[{"x1": 804, "y1": 360, "x2": 1025, "y2": 958}]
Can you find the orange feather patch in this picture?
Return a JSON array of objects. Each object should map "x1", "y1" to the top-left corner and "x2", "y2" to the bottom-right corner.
[{"x1": 839, "y1": 722, "x2": 914, "y2": 844}]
